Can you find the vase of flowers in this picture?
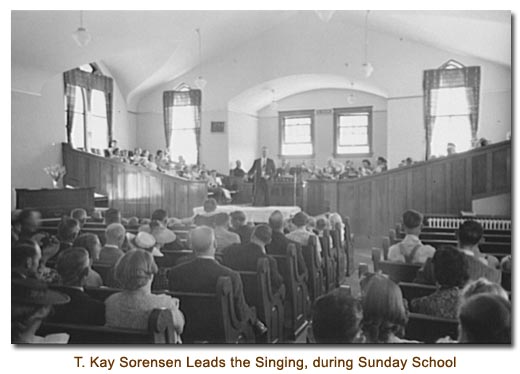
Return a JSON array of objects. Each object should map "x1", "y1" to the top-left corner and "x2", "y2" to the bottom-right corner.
[{"x1": 44, "y1": 164, "x2": 66, "y2": 189}]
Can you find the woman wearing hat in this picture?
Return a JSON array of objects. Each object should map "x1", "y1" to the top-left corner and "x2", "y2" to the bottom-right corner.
[{"x1": 12, "y1": 278, "x2": 70, "y2": 344}]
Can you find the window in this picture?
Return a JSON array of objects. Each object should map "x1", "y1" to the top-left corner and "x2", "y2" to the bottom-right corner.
[
  {"x1": 163, "y1": 88, "x2": 201, "y2": 165},
  {"x1": 334, "y1": 107, "x2": 372, "y2": 156},
  {"x1": 423, "y1": 60, "x2": 480, "y2": 159},
  {"x1": 430, "y1": 87, "x2": 472, "y2": 156},
  {"x1": 64, "y1": 63, "x2": 113, "y2": 151},
  {"x1": 279, "y1": 110, "x2": 314, "y2": 157},
  {"x1": 170, "y1": 105, "x2": 199, "y2": 165}
]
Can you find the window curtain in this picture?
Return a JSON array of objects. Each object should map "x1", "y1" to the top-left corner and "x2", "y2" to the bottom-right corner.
[
  {"x1": 163, "y1": 89, "x2": 202, "y2": 163},
  {"x1": 64, "y1": 68, "x2": 114, "y2": 146},
  {"x1": 423, "y1": 64, "x2": 480, "y2": 159}
]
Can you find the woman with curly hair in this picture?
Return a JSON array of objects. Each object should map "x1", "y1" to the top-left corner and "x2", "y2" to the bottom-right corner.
[{"x1": 361, "y1": 274, "x2": 417, "y2": 343}]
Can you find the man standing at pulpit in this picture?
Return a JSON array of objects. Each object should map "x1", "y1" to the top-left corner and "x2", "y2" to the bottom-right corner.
[{"x1": 248, "y1": 146, "x2": 276, "y2": 206}]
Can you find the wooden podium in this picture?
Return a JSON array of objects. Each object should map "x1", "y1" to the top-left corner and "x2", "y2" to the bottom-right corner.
[{"x1": 15, "y1": 187, "x2": 95, "y2": 218}]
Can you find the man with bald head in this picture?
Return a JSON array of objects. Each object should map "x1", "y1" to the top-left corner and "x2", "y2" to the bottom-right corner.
[{"x1": 168, "y1": 226, "x2": 256, "y2": 324}]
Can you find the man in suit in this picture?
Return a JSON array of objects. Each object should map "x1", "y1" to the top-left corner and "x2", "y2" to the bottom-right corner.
[
  {"x1": 229, "y1": 210, "x2": 254, "y2": 243},
  {"x1": 248, "y1": 146, "x2": 276, "y2": 206},
  {"x1": 50, "y1": 247, "x2": 105, "y2": 325},
  {"x1": 221, "y1": 224, "x2": 284, "y2": 294},
  {"x1": 168, "y1": 226, "x2": 258, "y2": 325},
  {"x1": 97, "y1": 223, "x2": 125, "y2": 266},
  {"x1": 266, "y1": 210, "x2": 307, "y2": 281}
]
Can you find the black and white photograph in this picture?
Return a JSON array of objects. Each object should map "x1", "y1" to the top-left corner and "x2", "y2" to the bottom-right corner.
[{"x1": 10, "y1": 8, "x2": 512, "y2": 350}]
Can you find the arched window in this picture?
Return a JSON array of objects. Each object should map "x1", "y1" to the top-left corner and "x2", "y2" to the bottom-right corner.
[{"x1": 64, "y1": 63, "x2": 113, "y2": 152}]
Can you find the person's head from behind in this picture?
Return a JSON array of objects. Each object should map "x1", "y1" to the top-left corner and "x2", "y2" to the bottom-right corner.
[
  {"x1": 312, "y1": 288, "x2": 363, "y2": 343},
  {"x1": 316, "y1": 217, "x2": 329, "y2": 232},
  {"x1": 292, "y1": 212, "x2": 309, "y2": 229},
  {"x1": 70, "y1": 208, "x2": 87, "y2": 228},
  {"x1": 12, "y1": 243, "x2": 42, "y2": 276},
  {"x1": 251, "y1": 224, "x2": 272, "y2": 247},
  {"x1": 57, "y1": 248, "x2": 90, "y2": 287},
  {"x1": 458, "y1": 294, "x2": 511, "y2": 344},
  {"x1": 402, "y1": 209, "x2": 423, "y2": 235},
  {"x1": 203, "y1": 198, "x2": 218, "y2": 213},
  {"x1": 457, "y1": 220, "x2": 483, "y2": 248},
  {"x1": 114, "y1": 249, "x2": 158, "y2": 291},
  {"x1": 104, "y1": 208, "x2": 121, "y2": 225},
  {"x1": 361, "y1": 274, "x2": 407, "y2": 343},
  {"x1": 214, "y1": 213, "x2": 230, "y2": 229},
  {"x1": 268, "y1": 210, "x2": 284, "y2": 232},
  {"x1": 105, "y1": 223, "x2": 126, "y2": 248},
  {"x1": 11, "y1": 278, "x2": 69, "y2": 343},
  {"x1": 190, "y1": 226, "x2": 216, "y2": 257},
  {"x1": 230, "y1": 211, "x2": 247, "y2": 229},
  {"x1": 306, "y1": 217, "x2": 316, "y2": 231},
  {"x1": 433, "y1": 246, "x2": 469, "y2": 288},
  {"x1": 151, "y1": 209, "x2": 168, "y2": 225},
  {"x1": 447, "y1": 142, "x2": 457, "y2": 155},
  {"x1": 235, "y1": 160, "x2": 242, "y2": 168},
  {"x1": 17, "y1": 209, "x2": 41, "y2": 236},
  {"x1": 461, "y1": 277, "x2": 509, "y2": 303},
  {"x1": 57, "y1": 218, "x2": 80, "y2": 244},
  {"x1": 73, "y1": 233, "x2": 101, "y2": 264}
]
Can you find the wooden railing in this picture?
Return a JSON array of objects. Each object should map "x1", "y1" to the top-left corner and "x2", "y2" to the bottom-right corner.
[
  {"x1": 305, "y1": 141, "x2": 511, "y2": 243},
  {"x1": 62, "y1": 143, "x2": 207, "y2": 218}
]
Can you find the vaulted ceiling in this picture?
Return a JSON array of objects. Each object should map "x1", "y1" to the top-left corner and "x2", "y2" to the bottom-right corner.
[{"x1": 12, "y1": 10, "x2": 511, "y2": 108}]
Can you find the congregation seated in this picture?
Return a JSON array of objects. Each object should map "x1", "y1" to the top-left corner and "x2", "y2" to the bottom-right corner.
[
  {"x1": 266, "y1": 210, "x2": 307, "y2": 280},
  {"x1": 361, "y1": 274, "x2": 417, "y2": 343},
  {"x1": 461, "y1": 277, "x2": 509, "y2": 303},
  {"x1": 73, "y1": 233, "x2": 103, "y2": 287},
  {"x1": 411, "y1": 246, "x2": 468, "y2": 319},
  {"x1": 97, "y1": 223, "x2": 126, "y2": 266},
  {"x1": 231, "y1": 160, "x2": 246, "y2": 178},
  {"x1": 213, "y1": 212, "x2": 240, "y2": 255},
  {"x1": 229, "y1": 210, "x2": 254, "y2": 243},
  {"x1": 49, "y1": 248, "x2": 105, "y2": 325},
  {"x1": 388, "y1": 209, "x2": 435, "y2": 264},
  {"x1": 310, "y1": 288, "x2": 363, "y2": 344},
  {"x1": 138, "y1": 209, "x2": 180, "y2": 251},
  {"x1": 12, "y1": 278, "x2": 70, "y2": 344},
  {"x1": 221, "y1": 224, "x2": 285, "y2": 294},
  {"x1": 14, "y1": 209, "x2": 42, "y2": 242},
  {"x1": 286, "y1": 212, "x2": 322, "y2": 267},
  {"x1": 105, "y1": 249, "x2": 184, "y2": 342},
  {"x1": 105, "y1": 207, "x2": 122, "y2": 226},
  {"x1": 168, "y1": 226, "x2": 260, "y2": 330},
  {"x1": 458, "y1": 293, "x2": 511, "y2": 344}
]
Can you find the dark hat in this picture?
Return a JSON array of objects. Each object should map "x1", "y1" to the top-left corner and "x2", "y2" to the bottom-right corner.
[
  {"x1": 12, "y1": 278, "x2": 70, "y2": 305},
  {"x1": 292, "y1": 212, "x2": 309, "y2": 227}
]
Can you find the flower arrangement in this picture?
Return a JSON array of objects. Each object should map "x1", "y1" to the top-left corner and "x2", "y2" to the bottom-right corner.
[{"x1": 44, "y1": 164, "x2": 66, "y2": 188}]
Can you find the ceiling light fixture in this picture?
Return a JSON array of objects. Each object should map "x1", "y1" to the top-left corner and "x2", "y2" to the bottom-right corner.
[
  {"x1": 72, "y1": 10, "x2": 92, "y2": 47},
  {"x1": 362, "y1": 10, "x2": 374, "y2": 78},
  {"x1": 194, "y1": 28, "x2": 207, "y2": 90},
  {"x1": 315, "y1": 10, "x2": 336, "y2": 23}
]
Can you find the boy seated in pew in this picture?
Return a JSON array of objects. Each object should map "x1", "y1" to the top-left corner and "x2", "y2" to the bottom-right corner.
[
  {"x1": 388, "y1": 210, "x2": 435, "y2": 264},
  {"x1": 457, "y1": 220, "x2": 500, "y2": 269}
]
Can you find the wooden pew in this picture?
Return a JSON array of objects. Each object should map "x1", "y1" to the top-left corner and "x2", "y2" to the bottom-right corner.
[
  {"x1": 398, "y1": 282, "x2": 437, "y2": 302},
  {"x1": 405, "y1": 313, "x2": 458, "y2": 344},
  {"x1": 371, "y1": 248, "x2": 421, "y2": 283},
  {"x1": 238, "y1": 258, "x2": 285, "y2": 343},
  {"x1": 319, "y1": 231, "x2": 337, "y2": 292},
  {"x1": 167, "y1": 277, "x2": 255, "y2": 344},
  {"x1": 271, "y1": 244, "x2": 310, "y2": 341},
  {"x1": 301, "y1": 235, "x2": 324, "y2": 302},
  {"x1": 38, "y1": 308, "x2": 176, "y2": 344}
]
